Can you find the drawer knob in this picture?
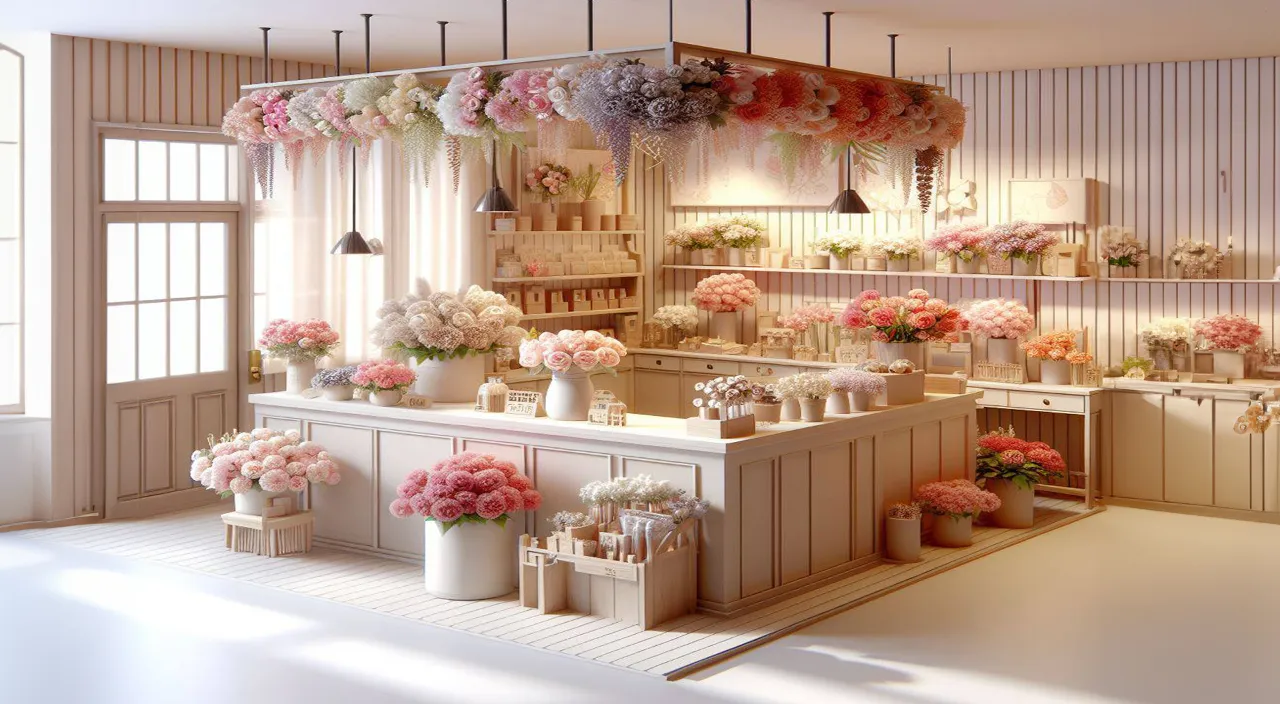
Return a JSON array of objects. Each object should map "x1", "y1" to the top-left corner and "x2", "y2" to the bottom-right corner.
[
  {"x1": 707, "y1": 364, "x2": 713, "y2": 370},
  {"x1": 1042, "y1": 398, "x2": 1051, "y2": 406}
]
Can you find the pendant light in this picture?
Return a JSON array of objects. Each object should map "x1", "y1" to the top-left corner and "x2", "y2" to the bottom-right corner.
[
  {"x1": 473, "y1": 9, "x2": 517, "y2": 213},
  {"x1": 332, "y1": 14, "x2": 376, "y2": 255},
  {"x1": 826, "y1": 11, "x2": 871, "y2": 215}
]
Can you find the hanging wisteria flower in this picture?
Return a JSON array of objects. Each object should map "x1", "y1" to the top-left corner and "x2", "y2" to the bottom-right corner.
[
  {"x1": 651, "y1": 305, "x2": 699, "y2": 332},
  {"x1": 1195, "y1": 314, "x2": 1263, "y2": 352},
  {"x1": 519, "y1": 330, "x2": 627, "y2": 375},
  {"x1": 389, "y1": 452, "x2": 540, "y2": 533},
  {"x1": 924, "y1": 223, "x2": 987, "y2": 263},
  {"x1": 351, "y1": 359, "x2": 416, "y2": 392},
  {"x1": 221, "y1": 89, "x2": 303, "y2": 196},
  {"x1": 371, "y1": 282, "x2": 526, "y2": 362},
  {"x1": 259, "y1": 319, "x2": 340, "y2": 361},
  {"x1": 983, "y1": 221, "x2": 1059, "y2": 262},
  {"x1": 375, "y1": 73, "x2": 446, "y2": 184},
  {"x1": 775, "y1": 372, "x2": 834, "y2": 401},
  {"x1": 814, "y1": 230, "x2": 863, "y2": 258},
  {"x1": 962, "y1": 299, "x2": 1036, "y2": 340},
  {"x1": 692, "y1": 273, "x2": 760, "y2": 313},
  {"x1": 1140, "y1": 317, "x2": 1196, "y2": 353},
  {"x1": 975, "y1": 426, "x2": 1066, "y2": 490},
  {"x1": 915, "y1": 479, "x2": 1001, "y2": 519},
  {"x1": 191, "y1": 428, "x2": 340, "y2": 496}
]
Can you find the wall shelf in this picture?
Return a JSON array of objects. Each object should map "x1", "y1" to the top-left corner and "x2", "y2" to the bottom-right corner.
[
  {"x1": 1101, "y1": 278, "x2": 1280, "y2": 284},
  {"x1": 493, "y1": 272, "x2": 644, "y2": 283},
  {"x1": 487, "y1": 229, "x2": 644, "y2": 237},
  {"x1": 662, "y1": 264, "x2": 1094, "y2": 283},
  {"x1": 521, "y1": 307, "x2": 642, "y2": 321}
]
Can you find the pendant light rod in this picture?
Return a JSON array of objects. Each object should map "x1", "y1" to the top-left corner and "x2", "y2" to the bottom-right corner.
[
  {"x1": 351, "y1": 156, "x2": 358, "y2": 231},
  {"x1": 822, "y1": 11, "x2": 833, "y2": 67},
  {"x1": 587, "y1": 0, "x2": 594, "y2": 51},
  {"x1": 333, "y1": 30, "x2": 342, "y2": 76},
  {"x1": 947, "y1": 46, "x2": 953, "y2": 96},
  {"x1": 362, "y1": 13, "x2": 372, "y2": 72},
  {"x1": 744, "y1": 0, "x2": 752, "y2": 54},
  {"x1": 888, "y1": 33, "x2": 898, "y2": 78},
  {"x1": 260, "y1": 27, "x2": 271, "y2": 82},
  {"x1": 439, "y1": 21, "x2": 449, "y2": 65},
  {"x1": 502, "y1": 0, "x2": 509, "y2": 59},
  {"x1": 669, "y1": 0, "x2": 675, "y2": 42}
]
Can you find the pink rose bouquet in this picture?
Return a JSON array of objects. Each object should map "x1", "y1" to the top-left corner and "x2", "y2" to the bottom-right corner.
[
  {"x1": 1020, "y1": 331, "x2": 1079, "y2": 360},
  {"x1": 839, "y1": 289, "x2": 961, "y2": 343},
  {"x1": 1195, "y1": 314, "x2": 1263, "y2": 352},
  {"x1": 525, "y1": 162, "x2": 571, "y2": 200},
  {"x1": 915, "y1": 479, "x2": 1001, "y2": 519},
  {"x1": 190, "y1": 427, "x2": 341, "y2": 497},
  {"x1": 351, "y1": 359, "x2": 416, "y2": 393},
  {"x1": 519, "y1": 330, "x2": 627, "y2": 376},
  {"x1": 975, "y1": 426, "x2": 1066, "y2": 490},
  {"x1": 388, "y1": 452, "x2": 542, "y2": 533},
  {"x1": 962, "y1": 299, "x2": 1036, "y2": 340},
  {"x1": 924, "y1": 223, "x2": 987, "y2": 263},
  {"x1": 259, "y1": 318, "x2": 340, "y2": 361},
  {"x1": 692, "y1": 273, "x2": 761, "y2": 313}
]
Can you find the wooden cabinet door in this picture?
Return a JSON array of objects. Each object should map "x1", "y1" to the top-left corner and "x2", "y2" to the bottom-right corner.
[
  {"x1": 632, "y1": 370, "x2": 682, "y2": 418},
  {"x1": 1109, "y1": 392, "x2": 1164, "y2": 501}
]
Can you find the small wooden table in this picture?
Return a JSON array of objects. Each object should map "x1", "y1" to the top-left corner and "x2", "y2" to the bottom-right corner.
[{"x1": 222, "y1": 511, "x2": 315, "y2": 557}]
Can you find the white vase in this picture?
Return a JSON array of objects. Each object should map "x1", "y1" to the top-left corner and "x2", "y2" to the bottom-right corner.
[
  {"x1": 799, "y1": 398, "x2": 826, "y2": 422},
  {"x1": 413, "y1": 354, "x2": 485, "y2": 403},
  {"x1": 1213, "y1": 350, "x2": 1245, "y2": 378},
  {"x1": 709, "y1": 311, "x2": 738, "y2": 343},
  {"x1": 828, "y1": 254, "x2": 849, "y2": 270},
  {"x1": 885, "y1": 516, "x2": 922, "y2": 562},
  {"x1": 986, "y1": 478, "x2": 1035, "y2": 529},
  {"x1": 1012, "y1": 256, "x2": 1040, "y2": 276},
  {"x1": 726, "y1": 248, "x2": 747, "y2": 267},
  {"x1": 886, "y1": 257, "x2": 911, "y2": 272},
  {"x1": 931, "y1": 514, "x2": 973, "y2": 547},
  {"x1": 956, "y1": 256, "x2": 981, "y2": 275},
  {"x1": 369, "y1": 389, "x2": 404, "y2": 407},
  {"x1": 286, "y1": 359, "x2": 316, "y2": 395},
  {"x1": 233, "y1": 488, "x2": 297, "y2": 517},
  {"x1": 875, "y1": 341, "x2": 925, "y2": 368},
  {"x1": 423, "y1": 519, "x2": 514, "y2": 600},
  {"x1": 1039, "y1": 359, "x2": 1070, "y2": 385},
  {"x1": 987, "y1": 338, "x2": 1018, "y2": 365},
  {"x1": 546, "y1": 369, "x2": 595, "y2": 421},
  {"x1": 826, "y1": 391, "x2": 850, "y2": 415},
  {"x1": 322, "y1": 385, "x2": 355, "y2": 401},
  {"x1": 850, "y1": 390, "x2": 875, "y2": 412},
  {"x1": 781, "y1": 398, "x2": 801, "y2": 421}
]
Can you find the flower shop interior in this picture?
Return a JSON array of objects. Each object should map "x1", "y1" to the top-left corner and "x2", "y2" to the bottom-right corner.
[{"x1": 7, "y1": 1, "x2": 1280, "y2": 702}]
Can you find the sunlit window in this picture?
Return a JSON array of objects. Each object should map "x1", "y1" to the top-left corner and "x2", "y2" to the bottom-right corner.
[
  {"x1": 101, "y1": 137, "x2": 238, "y2": 203},
  {"x1": 0, "y1": 46, "x2": 23, "y2": 412}
]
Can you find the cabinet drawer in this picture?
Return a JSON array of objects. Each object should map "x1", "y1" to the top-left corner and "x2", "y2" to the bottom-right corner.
[
  {"x1": 975, "y1": 389, "x2": 1009, "y2": 407},
  {"x1": 740, "y1": 363, "x2": 804, "y2": 379},
  {"x1": 633, "y1": 355, "x2": 678, "y2": 371},
  {"x1": 1007, "y1": 391, "x2": 1085, "y2": 413},
  {"x1": 681, "y1": 358, "x2": 739, "y2": 375}
]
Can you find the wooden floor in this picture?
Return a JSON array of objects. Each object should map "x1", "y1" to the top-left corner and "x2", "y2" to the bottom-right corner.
[{"x1": 18, "y1": 496, "x2": 1097, "y2": 680}]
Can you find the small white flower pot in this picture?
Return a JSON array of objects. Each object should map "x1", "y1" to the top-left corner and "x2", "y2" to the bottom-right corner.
[
  {"x1": 956, "y1": 256, "x2": 981, "y2": 274},
  {"x1": 804, "y1": 254, "x2": 830, "y2": 269},
  {"x1": 886, "y1": 257, "x2": 911, "y2": 272},
  {"x1": 931, "y1": 514, "x2": 973, "y2": 547},
  {"x1": 850, "y1": 390, "x2": 875, "y2": 412},
  {"x1": 884, "y1": 516, "x2": 922, "y2": 562},
  {"x1": 1039, "y1": 359, "x2": 1071, "y2": 385},
  {"x1": 828, "y1": 254, "x2": 850, "y2": 270},
  {"x1": 753, "y1": 402, "x2": 782, "y2": 424},
  {"x1": 286, "y1": 359, "x2": 316, "y2": 395},
  {"x1": 369, "y1": 389, "x2": 404, "y2": 407},
  {"x1": 781, "y1": 398, "x2": 801, "y2": 421},
  {"x1": 322, "y1": 385, "x2": 355, "y2": 401},
  {"x1": 233, "y1": 488, "x2": 297, "y2": 517},
  {"x1": 1013, "y1": 256, "x2": 1041, "y2": 276},
  {"x1": 799, "y1": 398, "x2": 827, "y2": 422},
  {"x1": 825, "y1": 391, "x2": 850, "y2": 415}
]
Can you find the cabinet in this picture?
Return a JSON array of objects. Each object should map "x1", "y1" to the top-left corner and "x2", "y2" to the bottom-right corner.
[{"x1": 633, "y1": 369, "x2": 683, "y2": 418}]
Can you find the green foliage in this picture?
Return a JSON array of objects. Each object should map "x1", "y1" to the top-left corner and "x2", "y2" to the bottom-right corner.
[
  {"x1": 1121, "y1": 355, "x2": 1154, "y2": 374},
  {"x1": 427, "y1": 513, "x2": 510, "y2": 536}
]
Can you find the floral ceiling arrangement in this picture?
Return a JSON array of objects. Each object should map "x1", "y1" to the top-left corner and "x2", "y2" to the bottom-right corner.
[{"x1": 224, "y1": 56, "x2": 965, "y2": 208}]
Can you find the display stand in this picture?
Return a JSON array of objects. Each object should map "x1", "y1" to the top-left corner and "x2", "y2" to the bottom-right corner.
[{"x1": 222, "y1": 511, "x2": 315, "y2": 557}]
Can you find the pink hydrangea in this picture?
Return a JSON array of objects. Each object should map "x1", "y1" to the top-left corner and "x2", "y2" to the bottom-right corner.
[
  {"x1": 387, "y1": 452, "x2": 539, "y2": 525},
  {"x1": 351, "y1": 359, "x2": 416, "y2": 392},
  {"x1": 259, "y1": 469, "x2": 290, "y2": 493},
  {"x1": 473, "y1": 468, "x2": 508, "y2": 493},
  {"x1": 963, "y1": 298, "x2": 1036, "y2": 340},
  {"x1": 190, "y1": 426, "x2": 341, "y2": 500},
  {"x1": 915, "y1": 479, "x2": 1001, "y2": 518},
  {"x1": 431, "y1": 498, "x2": 465, "y2": 523},
  {"x1": 446, "y1": 470, "x2": 475, "y2": 492},
  {"x1": 287, "y1": 475, "x2": 309, "y2": 493},
  {"x1": 475, "y1": 491, "x2": 508, "y2": 520}
]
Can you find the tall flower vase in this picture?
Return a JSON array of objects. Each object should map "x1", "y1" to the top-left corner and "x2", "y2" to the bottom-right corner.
[
  {"x1": 986, "y1": 478, "x2": 1035, "y2": 529},
  {"x1": 986, "y1": 338, "x2": 1018, "y2": 365},
  {"x1": 1039, "y1": 359, "x2": 1071, "y2": 385},
  {"x1": 931, "y1": 514, "x2": 973, "y2": 547},
  {"x1": 546, "y1": 369, "x2": 595, "y2": 421},
  {"x1": 1012, "y1": 256, "x2": 1040, "y2": 276},
  {"x1": 884, "y1": 516, "x2": 922, "y2": 562},
  {"x1": 413, "y1": 354, "x2": 485, "y2": 403},
  {"x1": 886, "y1": 256, "x2": 911, "y2": 272},
  {"x1": 285, "y1": 359, "x2": 316, "y2": 395},
  {"x1": 580, "y1": 199, "x2": 605, "y2": 230},
  {"x1": 709, "y1": 311, "x2": 738, "y2": 343},
  {"x1": 423, "y1": 519, "x2": 514, "y2": 600},
  {"x1": 234, "y1": 488, "x2": 297, "y2": 517},
  {"x1": 875, "y1": 341, "x2": 925, "y2": 368},
  {"x1": 956, "y1": 256, "x2": 981, "y2": 274},
  {"x1": 1213, "y1": 350, "x2": 1245, "y2": 378}
]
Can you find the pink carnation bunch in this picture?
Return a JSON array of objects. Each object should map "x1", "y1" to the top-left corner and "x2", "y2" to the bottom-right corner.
[
  {"x1": 351, "y1": 359, "x2": 417, "y2": 392},
  {"x1": 839, "y1": 288, "x2": 961, "y2": 343},
  {"x1": 189, "y1": 427, "x2": 341, "y2": 496},
  {"x1": 962, "y1": 299, "x2": 1036, "y2": 340},
  {"x1": 915, "y1": 479, "x2": 1001, "y2": 518},
  {"x1": 924, "y1": 223, "x2": 987, "y2": 263},
  {"x1": 519, "y1": 329, "x2": 627, "y2": 375},
  {"x1": 692, "y1": 273, "x2": 761, "y2": 313},
  {"x1": 975, "y1": 426, "x2": 1066, "y2": 489},
  {"x1": 388, "y1": 452, "x2": 541, "y2": 532},
  {"x1": 1195, "y1": 314, "x2": 1263, "y2": 352},
  {"x1": 259, "y1": 318, "x2": 341, "y2": 361}
]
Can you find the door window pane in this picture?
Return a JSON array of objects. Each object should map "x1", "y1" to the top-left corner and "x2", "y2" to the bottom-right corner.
[
  {"x1": 137, "y1": 302, "x2": 167, "y2": 380},
  {"x1": 0, "y1": 144, "x2": 16, "y2": 239},
  {"x1": 199, "y1": 297, "x2": 226, "y2": 373},
  {"x1": 199, "y1": 144, "x2": 227, "y2": 201},
  {"x1": 0, "y1": 325, "x2": 16, "y2": 405},
  {"x1": 169, "y1": 223, "x2": 197, "y2": 299},
  {"x1": 200, "y1": 223, "x2": 226, "y2": 296},
  {"x1": 137, "y1": 141, "x2": 167, "y2": 200},
  {"x1": 106, "y1": 223, "x2": 136, "y2": 303},
  {"x1": 103, "y1": 139, "x2": 136, "y2": 201},
  {"x1": 169, "y1": 300, "x2": 197, "y2": 376},
  {"x1": 137, "y1": 223, "x2": 167, "y2": 301},
  {"x1": 169, "y1": 142, "x2": 197, "y2": 201},
  {"x1": 106, "y1": 305, "x2": 136, "y2": 384},
  {"x1": 0, "y1": 241, "x2": 16, "y2": 322}
]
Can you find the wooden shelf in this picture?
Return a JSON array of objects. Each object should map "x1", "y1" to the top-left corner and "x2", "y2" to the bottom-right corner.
[
  {"x1": 487, "y1": 229, "x2": 644, "y2": 237},
  {"x1": 662, "y1": 264, "x2": 1094, "y2": 282},
  {"x1": 521, "y1": 307, "x2": 642, "y2": 321},
  {"x1": 493, "y1": 272, "x2": 644, "y2": 283},
  {"x1": 1102, "y1": 277, "x2": 1280, "y2": 284}
]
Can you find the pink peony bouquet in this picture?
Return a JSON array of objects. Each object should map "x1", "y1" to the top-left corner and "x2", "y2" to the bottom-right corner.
[
  {"x1": 190, "y1": 428, "x2": 340, "y2": 497},
  {"x1": 962, "y1": 299, "x2": 1036, "y2": 340},
  {"x1": 975, "y1": 426, "x2": 1066, "y2": 490},
  {"x1": 1195, "y1": 314, "x2": 1263, "y2": 352},
  {"x1": 259, "y1": 318, "x2": 340, "y2": 361},
  {"x1": 925, "y1": 223, "x2": 987, "y2": 263},
  {"x1": 519, "y1": 330, "x2": 627, "y2": 376},
  {"x1": 692, "y1": 273, "x2": 761, "y2": 313},
  {"x1": 351, "y1": 359, "x2": 416, "y2": 392},
  {"x1": 839, "y1": 289, "x2": 961, "y2": 343},
  {"x1": 983, "y1": 220, "x2": 1059, "y2": 262},
  {"x1": 915, "y1": 479, "x2": 1001, "y2": 519},
  {"x1": 388, "y1": 452, "x2": 542, "y2": 533},
  {"x1": 525, "y1": 162, "x2": 571, "y2": 200}
]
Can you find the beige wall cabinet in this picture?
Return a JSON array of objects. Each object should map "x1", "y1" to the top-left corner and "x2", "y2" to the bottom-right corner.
[{"x1": 633, "y1": 368, "x2": 683, "y2": 418}]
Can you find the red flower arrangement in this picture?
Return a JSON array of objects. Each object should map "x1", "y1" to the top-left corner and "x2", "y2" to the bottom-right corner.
[{"x1": 975, "y1": 427, "x2": 1067, "y2": 490}]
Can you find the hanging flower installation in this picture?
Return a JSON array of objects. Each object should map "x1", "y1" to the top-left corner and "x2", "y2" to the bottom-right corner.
[{"x1": 377, "y1": 74, "x2": 446, "y2": 184}]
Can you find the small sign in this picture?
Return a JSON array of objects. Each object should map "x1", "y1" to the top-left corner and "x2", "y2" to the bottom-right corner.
[
  {"x1": 949, "y1": 342, "x2": 973, "y2": 354},
  {"x1": 505, "y1": 390, "x2": 544, "y2": 417},
  {"x1": 835, "y1": 343, "x2": 869, "y2": 365},
  {"x1": 403, "y1": 393, "x2": 433, "y2": 409}
]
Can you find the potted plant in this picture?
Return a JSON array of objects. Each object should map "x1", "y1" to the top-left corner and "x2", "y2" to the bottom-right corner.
[
  {"x1": 258, "y1": 318, "x2": 341, "y2": 394},
  {"x1": 519, "y1": 330, "x2": 627, "y2": 420},
  {"x1": 650, "y1": 305, "x2": 699, "y2": 348},
  {"x1": 925, "y1": 223, "x2": 987, "y2": 274},
  {"x1": 750, "y1": 383, "x2": 783, "y2": 424},
  {"x1": 664, "y1": 221, "x2": 722, "y2": 265},
  {"x1": 190, "y1": 428, "x2": 341, "y2": 516},
  {"x1": 389, "y1": 452, "x2": 542, "y2": 600},
  {"x1": 352, "y1": 359, "x2": 417, "y2": 406},
  {"x1": 884, "y1": 502, "x2": 922, "y2": 562},
  {"x1": 1140, "y1": 317, "x2": 1195, "y2": 371},
  {"x1": 1098, "y1": 225, "x2": 1149, "y2": 278},
  {"x1": 692, "y1": 273, "x2": 760, "y2": 344},
  {"x1": 525, "y1": 161, "x2": 571, "y2": 231},
  {"x1": 814, "y1": 230, "x2": 863, "y2": 270},
  {"x1": 915, "y1": 479, "x2": 1001, "y2": 547},
  {"x1": 982, "y1": 220, "x2": 1059, "y2": 276},
  {"x1": 1021, "y1": 331, "x2": 1080, "y2": 385},
  {"x1": 828, "y1": 368, "x2": 886, "y2": 412},
  {"x1": 974, "y1": 427, "x2": 1066, "y2": 528},
  {"x1": 962, "y1": 298, "x2": 1036, "y2": 365},
  {"x1": 569, "y1": 162, "x2": 608, "y2": 230},
  {"x1": 371, "y1": 283, "x2": 527, "y2": 402},
  {"x1": 839, "y1": 288, "x2": 961, "y2": 368},
  {"x1": 311, "y1": 365, "x2": 359, "y2": 401},
  {"x1": 1121, "y1": 355, "x2": 1155, "y2": 379},
  {"x1": 874, "y1": 232, "x2": 923, "y2": 272},
  {"x1": 715, "y1": 215, "x2": 767, "y2": 267},
  {"x1": 775, "y1": 373, "x2": 833, "y2": 422},
  {"x1": 1194, "y1": 314, "x2": 1262, "y2": 379}
]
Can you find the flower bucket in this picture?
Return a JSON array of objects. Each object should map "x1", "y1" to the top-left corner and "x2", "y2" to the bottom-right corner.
[
  {"x1": 423, "y1": 519, "x2": 514, "y2": 600},
  {"x1": 233, "y1": 488, "x2": 297, "y2": 517},
  {"x1": 885, "y1": 516, "x2": 922, "y2": 562},
  {"x1": 986, "y1": 478, "x2": 1035, "y2": 529},
  {"x1": 1039, "y1": 359, "x2": 1070, "y2": 385},
  {"x1": 369, "y1": 389, "x2": 403, "y2": 407},
  {"x1": 931, "y1": 514, "x2": 973, "y2": 547},
  {"x1": 286, "y1": 359, "x2": 316, "y2": 395},
  {"x1": 413, "y1": 354, "x2": 485, "y2": 403},
  {"x1": 987, "y1": 338, "x2": 1018, "y2": 365},
  {"x1": 546, "y1": 369, "x2": 594, "y2": 420}
]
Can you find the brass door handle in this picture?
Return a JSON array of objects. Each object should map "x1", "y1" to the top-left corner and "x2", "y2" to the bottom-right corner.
[{"x1": 249, "y1": 350, "x2": 263, "y2": 383}]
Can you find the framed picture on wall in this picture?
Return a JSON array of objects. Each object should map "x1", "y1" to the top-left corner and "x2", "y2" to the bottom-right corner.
[{"x1": 1007, "y1": 178, "x2": 1094, "y2": 224}]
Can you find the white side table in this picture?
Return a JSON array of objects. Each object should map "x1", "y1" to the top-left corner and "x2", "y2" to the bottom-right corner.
[{"x1": 222, "y1": 510, "x2": 315, "y2": 557}]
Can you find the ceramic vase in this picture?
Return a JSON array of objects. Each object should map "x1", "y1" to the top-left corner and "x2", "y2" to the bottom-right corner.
[
  {"x1": 987, "y1": 338, "x2": 1019, "y2": 365},
  {"x1": 1213, "y1": 350, "x2": 1245, "y2": 378},
  {"x1": 956, "y1": 256, "x2": 981, "y2": 274},
  {"x1": 580, "y1": 199, "x2": 605, "y2": 230},
  {"x1": 803, "y1": 254, "x2": 830, "y2": 269},
  {"x1": 932, "y1": 514, "x2": 973, "y2": 547},
  {"x1": 413, "y1": 354, "x2": 485, "y2": 403},
  {"x1": 709, "y1": 311, "x2": 738, "y2": 343},
  {"x1": 986, "y1": 478, "x2": 1035, "y2": 529},
  {"x1": 233, "y1": 488, "x2": 296, "y2": 517},
  {"x1": 546, "y1": 369, "x2": 594, "y2": 420},
  {"x1": 1013, "y1": 256, "x2": 1040, "y2": 277},
  {"x1": 826, "y1": 391, "x2": 850, "y2": 415},
  {"x1": 1039, "y1": 359, "x2": 1071, "y2": 385},
  {"x1": 781, "y1": 398, "x2": 801, "y2": 421},
  {"x1": 885, "y1": 516, "x2": 922, "y2": 562},
  {"x1": 753, "y1": 402, "x2": 782, "y2": 424},
  {"x1": 875, "y1": 341, "x2": 925, "y2": 368},
  {"x1": 828, "y1": 254, "x2": 850, "y2": 270},
  {"x1": 322, "y1": 385, "x2": 355, "y2": 401},
  {"x1": 886, "y1": 257, "x2": 911, "y2": 272},
  {"x1": 799, "y1": 398, "x2": 827, "y2": 422},
  {"x1": 423, "y1": 519, "x2": 514, "y2": 600},
  {"x1": 850, "y1": 390, "x2": 875, "y2": 412},
  {"x1": 369, "y1": 389, "x2": 403, "y2": 407},
  {"x1": 286, "y1": 359, "x2": 316, "y2": 395}
]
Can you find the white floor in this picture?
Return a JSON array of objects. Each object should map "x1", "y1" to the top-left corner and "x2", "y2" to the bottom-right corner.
[{"x1": 2, "y1": 505, "x2": 1278, "y2": 703}]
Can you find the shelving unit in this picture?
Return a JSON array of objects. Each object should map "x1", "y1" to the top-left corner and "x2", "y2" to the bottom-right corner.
[
  {"x1": 486, "y1": 229, "x2": 645, "y2": 237},
  {"x1": 663, "y1": 263, "x2": 1094, "y2": 283},
  {"x1": 520, "y1": 307, "x2": 642, "y2": 321},
  {"x1": 1100, "y1": 278, "x2": 1280, "y2": 284},
  {"x1": 493, "y1": 272, "x2": 643, "y2": 284}
]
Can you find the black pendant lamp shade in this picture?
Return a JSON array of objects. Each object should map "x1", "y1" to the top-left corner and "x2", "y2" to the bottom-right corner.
[
  {"x1": 829, "y1": 183, "x2": 872, "y2": 215},
  {"x1": 474, "y1": 141, "x2": 517, "y2": 213},
  {"x1": 332, "y1": 163, "x2": 374, "y2": 254}
]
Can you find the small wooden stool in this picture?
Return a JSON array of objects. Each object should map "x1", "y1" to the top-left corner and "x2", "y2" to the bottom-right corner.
[{"x1": 222, "y1": 511, "x2": 315, "y2": 557}]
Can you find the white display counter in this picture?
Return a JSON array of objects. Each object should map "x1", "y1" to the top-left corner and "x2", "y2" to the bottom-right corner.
[{"x1": 250, "y1": 390, "x2": 979, "y2": 614}]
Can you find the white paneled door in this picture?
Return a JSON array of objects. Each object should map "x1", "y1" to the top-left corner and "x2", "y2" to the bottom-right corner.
[{"x1": 102, "y1": 212, "x2": 238, "y2": 518}]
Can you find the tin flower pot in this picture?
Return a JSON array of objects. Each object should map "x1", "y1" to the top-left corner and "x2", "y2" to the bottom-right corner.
[
  {"x1": 799, "y1": 398, "x2": 827, "y2": 422},
  {"x1": 850, "y1": 390, "x2": 875, "y2": 412},
  {"x1": 986, "y1": 337, "x2": 1019, "y2": 365},
  {"x1": 1012, "y1": 256, "x2": 1040, "y2": 276},
  {"x1": 886, "y1": 257, "x2": 911, "y2": 272},
  {"x1": 1039, "y1": 359, "x2": 1070, "y2": 385},
  {"x1": 825, "y1": 391, "x2": 850, "y2": 415},
  {"x1": 956, "y1": 256, "x2": 981, "y2": 274}
]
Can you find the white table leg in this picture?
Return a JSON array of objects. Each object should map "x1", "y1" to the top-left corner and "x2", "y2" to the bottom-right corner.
[{"x1": 1082, "y1": 401, "x2": 1094, "y2": 508}]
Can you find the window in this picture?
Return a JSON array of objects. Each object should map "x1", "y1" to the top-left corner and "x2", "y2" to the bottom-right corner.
[
  {"x1": 101, "y1": 137, "x2": 238, "y2": 203},
  {"x1": 0, "y1": 46, "x2": 23, "y2": 412}
]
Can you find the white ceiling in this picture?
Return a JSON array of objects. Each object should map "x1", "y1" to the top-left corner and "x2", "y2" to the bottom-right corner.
[{"x1": 8, "y1": 0, "x2": 1280, "y2": 77}]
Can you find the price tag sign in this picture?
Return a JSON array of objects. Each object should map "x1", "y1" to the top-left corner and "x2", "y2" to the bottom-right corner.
[
  {"x1": 504, "y1": 390, "x2": 544, "y2": 418},
  {"x1": 949, "y1": 342, "x2": 973, "y2": 354},
  {"x1": 403, "y1": 393, "x2": 433, "y2": 409}
]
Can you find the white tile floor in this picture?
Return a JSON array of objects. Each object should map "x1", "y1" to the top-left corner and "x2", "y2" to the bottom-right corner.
[{"x1": 3, "y1": 505, "x2": 1279, "y2": 703}]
